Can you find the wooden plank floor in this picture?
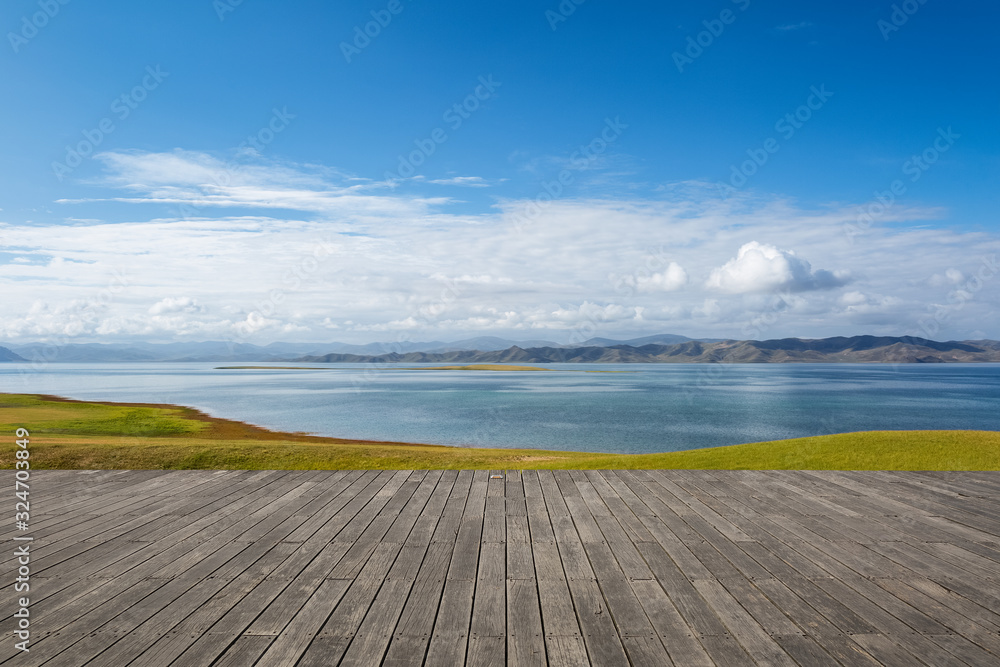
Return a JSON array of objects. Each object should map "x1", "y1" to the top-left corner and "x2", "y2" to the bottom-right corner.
[{"x1": 2, "y1": 470, "x2": 999, "y2": 666}]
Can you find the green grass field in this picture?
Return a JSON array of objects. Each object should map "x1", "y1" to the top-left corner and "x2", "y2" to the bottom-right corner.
[{"x1": 2, "y1": 393, "x2": 998, "y2": 470}]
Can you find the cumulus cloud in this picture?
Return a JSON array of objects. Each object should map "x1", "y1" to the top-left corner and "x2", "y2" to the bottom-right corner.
[
  {"x1": 148, "y1": 297, "x2": 203, "y2": 315},
  {"x1": 637, "y1": 262, "x2": 688, "y2": 292},
  {"x1": 612, "y1": 262, "x2": 688, "y2": 294},
  {"x1": 928, "y1": 268, "x2": 965, "y2": 287},
  {"x1": 705, "y1": 241, "x2": 850, "y2": 294}
]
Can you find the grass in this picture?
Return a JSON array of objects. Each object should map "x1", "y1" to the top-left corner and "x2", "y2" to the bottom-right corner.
[{"x1": 2, "y1": 393, "x2": 998, "y2": 470}]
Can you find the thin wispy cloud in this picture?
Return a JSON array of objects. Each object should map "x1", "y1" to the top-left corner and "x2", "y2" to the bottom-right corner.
[
  {"x1": 775, "y1": 21, "x2": 813, "y2": 31},
  {"x1": 428, "y1": 176, "x2": 490, "y2": 187},
  {"x1": 59, "y1": 150, "x2": 450, "y2": 218}
]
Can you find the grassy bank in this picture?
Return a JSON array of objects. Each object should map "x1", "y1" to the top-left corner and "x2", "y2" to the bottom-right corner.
[{"x1": 2, "y1": 393, "x2": 998, "y2": 470}]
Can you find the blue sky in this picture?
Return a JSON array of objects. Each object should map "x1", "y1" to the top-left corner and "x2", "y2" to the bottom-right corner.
[{"x1": 1, "y1": 0, "x2": 999, "y2": 344}]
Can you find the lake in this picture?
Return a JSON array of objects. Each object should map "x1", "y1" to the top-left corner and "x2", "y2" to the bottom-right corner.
[{"x1": 2, "y1": 362, "x2": 999, "y2": 454}]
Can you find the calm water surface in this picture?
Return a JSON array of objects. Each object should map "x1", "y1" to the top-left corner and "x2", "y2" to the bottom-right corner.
[{"x1": 2, "y1": 363, "x2": 998, "y2": 454}]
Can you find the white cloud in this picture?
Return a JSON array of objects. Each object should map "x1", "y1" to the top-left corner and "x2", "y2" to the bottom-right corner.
[
  {"x1": 928, "y1": 268, "x2": 965, "y2": 287},
  {"x1": 428, "y1": 176, "x2": 489, "y2": 187},
  {"x1": 430, "y1": 273, "x2": 514, "y2": 285},
  {"x1": 705, "y1": 241, "x2": 850, "y2": 294},
  {"x1": 836, "y1": 291, "x2": 908, "y2": 326},
  {"x1": 4, "y1": 156, "x2": 999, "y2": 343},
  {"x1": 545, "y1": 301, "x2": 641, "y2": 326},
  {"x1": 637, "y1": 262, "x2": 688, "y2": 292},
  {"x1": 776, "y1": 21, "x2": 813, "y2": 31},
  {"x1": 692, "y1": 299, "x2": 721, "y2": 320},
  {"x1": 148, "y1": 297, "x2": 203, "y2": 315},
  {"x1": 60, "y1": 150, "x2": 448, "y2": 218}
]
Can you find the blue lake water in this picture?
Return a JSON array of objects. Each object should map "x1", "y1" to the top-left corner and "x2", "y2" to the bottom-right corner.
[{"x1": 2, "y1": 362, "x2": 999, "y2": 454}]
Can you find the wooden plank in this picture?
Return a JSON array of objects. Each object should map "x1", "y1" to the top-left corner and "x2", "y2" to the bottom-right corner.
[
  {"x1": 543, "y1": 636, "x2": 590, "y2": 667},
  {"x1": 905, "y1": 576, "x2": 1000, "y2": 632},
  {"x1": 16, "y1": 469, "x2": 1000, "y2": 667},
  {"x1": 849, "y1": 634, "x2": 934, "y2": 667},
  {"x1": 873, "y1": 579, "x2": 1000, "y2": 656},
  {"x1": 423, "y1": 471, "x2": 489, "y2": 665},
  {"x1": 537, "y1": 470, "x2": 630, "y2": 667},
  {"x1": 259, "y1": 578, "x2": 352, "y2": 666},
  {"x1": 212, "y1": 635, "x2": 275, "y2": 667},
  {"x1": 389, "y1": 541, "x2": 456, "y2": 639},
  {"x1": 631, "y1": 541, "x2": 730, "y2": 637},
  {"x1": 929, "y1": 633, "x2": 1000, "y2": 667},
  {"x1": 628, "y1": 579, "x2": 713, "y2": 667},
  {"x1": 506, "y1": 578, "x2": 545, "y2": 666},
  {"x1": 2, "y1": 579, "x2": 169, "y2": 666},
  {"x1": 381, "y1": 636, "x2": 431, "y2": 667},
  {"x1": 717, "y1": 576, "x2": 800, "y2": 637},
  {"x1": 531, "y1": 540, "x2": 583, "y2": 638},
  {"x1": 336, "y1": 474, "x2": 448, "y2": 667},
  {"x1": 471, "y1": 542, "x2": 506, "y2": 637},
  {"x1": 424, "y1": 579, "x2": 476, "y2": 666},
  {"x1": 127, "y1": 544, "x2": 300, "y2": 667},
  {"x1": 382, "y1": 475, "x2": 470, "y2": 666},
  {"x1": 466, "y1": 635, "x2": 506, "y2": 667},
  {"x1": 773, "y1": 634, "x2": 842, "y2": 665},
  {"x1": 692, "y1": 579, "x2": 797, "y2": 666}
]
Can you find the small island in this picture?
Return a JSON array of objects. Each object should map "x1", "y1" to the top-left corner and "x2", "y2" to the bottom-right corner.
[
  {"x1": 215, "y1": 366, "x2": 330, "y2": 370},
  {"x1": 406, "y1": 364, "x2": 552, "y2": 371}
]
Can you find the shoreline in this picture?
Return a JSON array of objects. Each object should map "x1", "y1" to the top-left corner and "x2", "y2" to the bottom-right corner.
[
  {"x1": 20, "y1": 392, "x2": 441, "y2": 448},
  {"x1": 3, "y1": 392, "x2": 1000, "y2": 471},
  {"x1": 10, "y1": 390, "x2": 1000, "y2": 450}
]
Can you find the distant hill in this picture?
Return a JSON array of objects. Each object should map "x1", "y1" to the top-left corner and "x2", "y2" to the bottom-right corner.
[
  {"x1": 4, "y1": 335, "x2": 999, "y2": 363},
  {"x1": 0, "y1": 346, "x2": 26, "y2": 362},
  {"x1": 297, "y1": 336, "x2": 1000, "y2": 364},
  {"x1": 323, "y1": 336, "x2": 564, "y2": 355},
  {"x1": 1, "y1": 338, "x2": 561, "y2": 362},
  {"x1": 5, "y1": 341, "x2": 318, "y2": 363},
  {"x1": 579, "y1": 333, "x2": 726, "y2": 347}
]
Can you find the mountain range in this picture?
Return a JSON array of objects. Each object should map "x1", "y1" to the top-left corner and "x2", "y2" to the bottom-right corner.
[
  {"x1": 0, "y1": 334, "x2": 706, "y2": 363},
  {"x1": 0, "y1": 346, "x2": 26, "y2": 362},
  {"x1": 1, "y1": 335, "x2": 998, "y2": 363},
  {"x1": 297, "y1": 336, "x2": 1000, "y2": 364}
]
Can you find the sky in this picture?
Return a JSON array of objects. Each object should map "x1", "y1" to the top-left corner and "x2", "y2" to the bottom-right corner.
[{"x1": 1, "y1": 0, "x2": 999, "y2": 346}]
